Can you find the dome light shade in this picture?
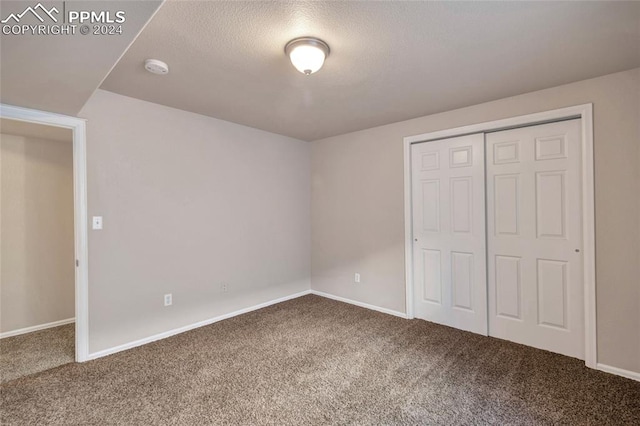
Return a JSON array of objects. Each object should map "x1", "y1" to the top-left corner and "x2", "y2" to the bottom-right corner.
[{"x1": 285, "y1": 37, "x2": 330, "y2": 75}]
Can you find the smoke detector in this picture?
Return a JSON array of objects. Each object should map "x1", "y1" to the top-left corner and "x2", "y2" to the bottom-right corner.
[{"x1": 144, "y1": 59, "x2": 169, "y2": 75}]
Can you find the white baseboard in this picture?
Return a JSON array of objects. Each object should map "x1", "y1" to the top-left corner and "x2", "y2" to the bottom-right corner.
[
  {"x1": 0, "y1": 318, "x2": 75, "y2": 339},
  {"x1": 596, "y1": 363, "x2": 640, "y2": 382},
  {"x1": 86, "y1": 290, "x2": 313, "y2": 361},
  {"x1": 309, "y1": 290, "x2": 408, "y2": 319},
  {"x1": 84, "y1": 288, "x2": 640, "y2": 384},
  {"x1": 311, "y1": 292, "x2": 640, "y2": 382},
  {"x1": 86, "y1": 289, "x2": 408, "y2": 361}
]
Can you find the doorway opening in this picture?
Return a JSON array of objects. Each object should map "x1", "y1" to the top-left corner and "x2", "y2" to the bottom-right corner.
[
  {"x1": 0, "y1": 105, "x2": 89, "y2": 382},
  {"x1": 0, "y1": 118, "x2": 75, "y2": 381}
]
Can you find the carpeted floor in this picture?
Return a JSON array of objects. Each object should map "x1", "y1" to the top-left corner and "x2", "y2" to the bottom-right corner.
[
  {"x1": 0, "y1": 323, "x2": 74, "y2": 384},
  {"x1": 1, "y1": 295, "x2": 639, "y2": 425}
]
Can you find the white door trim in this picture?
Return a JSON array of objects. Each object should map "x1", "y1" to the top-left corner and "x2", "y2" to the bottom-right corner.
[
  {"x1": 1, "y1": 103, "x2": 90, "y2": 362},
  {"x1": 403, "y1": 104, "x2": 596, "y2": 369}
]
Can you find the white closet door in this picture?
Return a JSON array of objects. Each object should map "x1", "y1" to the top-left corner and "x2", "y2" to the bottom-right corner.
[
  {"x1": 486, "y1": 120, "x2": 584, "y2": 359},
  {"x1": 411, "y1": 134, "x2": 487, "y2": 335}
]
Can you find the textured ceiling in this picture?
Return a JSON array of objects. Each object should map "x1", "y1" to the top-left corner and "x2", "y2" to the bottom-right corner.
[
  {"x1": 0, "y1": 1, "x2": 162, "y2": 115},
  {"x1": 1, "y1": 118, "x2": 72, "y2": 142},
  {"x1": 101, "y1": 1, "x2": 640, "y2": 141}
]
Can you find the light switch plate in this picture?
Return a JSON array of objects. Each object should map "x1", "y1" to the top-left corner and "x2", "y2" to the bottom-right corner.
[{"x1": 92, "y1": 216, "x2": 103, "y2": 230}]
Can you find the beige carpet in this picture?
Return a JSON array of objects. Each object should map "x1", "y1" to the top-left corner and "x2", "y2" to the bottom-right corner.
[
  {"x1": 0, "y1": 323, "x2": 74, "y2": 384},
  {"x1": 1, "y1": 295, "x2": 639, "y2": 425}
]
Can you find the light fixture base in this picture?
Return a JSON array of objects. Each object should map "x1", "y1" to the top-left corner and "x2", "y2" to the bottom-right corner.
[
  {"x1": 285, "y1": 37, "x2": 330, "y2": 75},
  {"x1": 284, "y1": 37, "x2": 331, "y2": 57}
]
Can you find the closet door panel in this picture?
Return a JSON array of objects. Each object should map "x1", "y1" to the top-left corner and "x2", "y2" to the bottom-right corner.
[
  {"x1": 486, "y1": 120, "x2": 584, "y2": 359},
  {"x1": 411, "y1": 134, "x2": 487, "y2": 335}
]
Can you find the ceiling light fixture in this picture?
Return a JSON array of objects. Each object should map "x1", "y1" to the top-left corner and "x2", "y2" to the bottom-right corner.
[{"x1": 285, "y1": 37, "x2": 330, "y2": 75}]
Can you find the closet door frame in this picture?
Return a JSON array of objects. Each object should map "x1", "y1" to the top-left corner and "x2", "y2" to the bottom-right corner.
[{"x1": 403, "y1": 104, "x2": 595, "y2": 369}]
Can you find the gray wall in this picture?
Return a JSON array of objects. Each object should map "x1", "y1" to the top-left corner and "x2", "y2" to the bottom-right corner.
[
  {"x1": 1, "y1": 132, "x2": 75, "y2": 333},
  {"x1": 311, "y1": 68, "x2": 640, "y2": 373},
  {"x1": 79, "y1": 90, "x2": 311, "y2": 354}
]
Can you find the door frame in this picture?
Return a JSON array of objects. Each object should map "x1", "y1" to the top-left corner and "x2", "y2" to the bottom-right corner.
[
  {"x1": 403, "y1": 104, "x2": 596, "y2": 369},
  {"x1": 1, "y1": 103, "x2": 89, "y2": 362}
]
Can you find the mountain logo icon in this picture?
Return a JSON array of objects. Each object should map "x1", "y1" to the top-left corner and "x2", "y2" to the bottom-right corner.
[{"x1": 1, "y1": 3, "x2": 59, "y2": 24}]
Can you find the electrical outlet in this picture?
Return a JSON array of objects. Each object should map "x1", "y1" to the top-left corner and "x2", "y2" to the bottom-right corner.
[
  {"x1": 354, "y1": 273, "x2": 361, "y2": 283},
  {"x1": 221, "y1": 283, "x2": 228, "y2": 293},
  {"x1": 164, "y1": 294, "x2": 172, "y2": 306}
]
